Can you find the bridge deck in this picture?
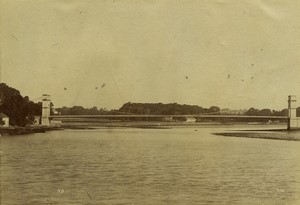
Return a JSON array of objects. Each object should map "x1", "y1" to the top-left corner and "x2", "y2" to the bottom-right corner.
[{"x1": 51, "y1": 115, "x2": 288, "y2": 119}]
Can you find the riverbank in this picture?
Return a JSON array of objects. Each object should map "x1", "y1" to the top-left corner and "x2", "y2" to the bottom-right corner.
[
  {"x1": 1, "y1": 122, "x2": 292, "y2": 141},
  {"x1": 60, "y1": 121, "x2": 300, "y2": 142},
  {"x1": 214, "y1": 130, "x2": 300, "y2": 141},
  {"x1": 0, "y1": 126, "x2": 63, "y2": 136}
]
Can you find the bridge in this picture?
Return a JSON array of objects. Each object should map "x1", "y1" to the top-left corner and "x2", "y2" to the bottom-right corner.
[
  {"x1": 51, "y1": 114, "x2": 287, "y2": 120},
  {"x1": 40, "y1": 95, "x2": 299, "y2": 130}
]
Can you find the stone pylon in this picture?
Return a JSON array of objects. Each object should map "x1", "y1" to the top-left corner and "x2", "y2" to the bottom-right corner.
[
  {"x1": 41, "y1": 94, "x2": 51, "y2": 126},
  {"x1": 287, "y1": 95, "x2": 300, "y2": 130}
]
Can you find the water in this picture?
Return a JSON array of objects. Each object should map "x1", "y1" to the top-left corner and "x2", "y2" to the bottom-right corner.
[{"x1": 1, "y1": 126, "x2": 300, "y2": 205}]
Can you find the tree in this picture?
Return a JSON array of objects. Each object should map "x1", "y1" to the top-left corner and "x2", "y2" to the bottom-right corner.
[
  {"x1": 259, "y1": 109, "x2": 272, "y2": 116},
  {"x1": 50, "y1": 102, "x2": 55, "y2": 115},
  {"x1": 69, "y1": 106, "x2": 86, "y2": 115},
  {"x1": 87, "y1": 107, "x2": 99, "y2": 115},
  {"x1": 280, "y1": 109, "x2": 288, "y2": 116},
  {"x1": 245, "y1": 108, "x2": 260, "y2": 116},
  {"x1": 0, "y1": 83, "x2": 42, "y2": 126},
  {"x1": 0, "y1": 118, "x2": 4, "y2": 126},
  {"x1": 208, "y1": 106, "x2": 220, "y2": 114}
]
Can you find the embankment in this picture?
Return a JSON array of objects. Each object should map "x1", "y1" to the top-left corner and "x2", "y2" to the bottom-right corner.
[{"x1": 0, "y1": 126, "x2": 63, "y2": 136}]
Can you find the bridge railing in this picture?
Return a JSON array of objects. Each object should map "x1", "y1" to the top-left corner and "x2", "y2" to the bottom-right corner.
[{"x1": 51, "y1": 114, "x2": 288, "y2": 119}]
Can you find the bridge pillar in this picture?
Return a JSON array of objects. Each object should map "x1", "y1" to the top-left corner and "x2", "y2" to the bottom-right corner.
[
  {"x1": 41, "y1": 94, "x2": 51, "y2": 126},
  {"x1": 287, "y1": 95, "x2": 300, "y2": 130}
]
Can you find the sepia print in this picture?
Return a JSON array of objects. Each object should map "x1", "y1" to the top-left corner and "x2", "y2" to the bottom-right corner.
[{"x1": 1, "y1": 0, "x2": 300, "y2": 204}]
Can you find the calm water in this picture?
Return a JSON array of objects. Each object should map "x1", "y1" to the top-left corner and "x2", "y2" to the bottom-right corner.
[{"x1": 1, "y1": 126, "x2": 300, "y2": 205}]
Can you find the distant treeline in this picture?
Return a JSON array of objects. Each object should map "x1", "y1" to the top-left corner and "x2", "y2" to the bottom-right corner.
[
  {"x1": 0, "y1": 83, "x2": 41, "y2": 126},
  {"x1": 118, "y1": 102, "x2": 220, "y2": 115},
  {"x1": 54, "y1": 103, "x2": 221, "y2": 115},
  {"x1": 245, "y1": 108, "x2": 287, "y2": 116},
  {"x1": 55, "y1": 102, "x2": 300, "y2": 117},
  {"x1": 118, "y1": 103, "x2": 300, "y2": 116},
  {"x1": 55, "y1": 106, "x2": 111, "y2": 115},
  {"x1": 245, "y1": 107, "x2": 300, "y2": 116}
]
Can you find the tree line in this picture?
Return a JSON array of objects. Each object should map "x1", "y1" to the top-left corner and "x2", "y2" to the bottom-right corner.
[
  {"x1": 0, "y1": 83, "x2": 41, "y2": 126},
  {"x1": 55, "y1": 103, "x2": 300, "y2": 117},
  {"x1": 117, "y1": 102, "x2": 220, "y2": 115},
  {"x1": 55, "y1": 106, "x2": 111, "y2": 115},
  {"x1": 245, "y1": 107, "x2": 300, "y2": 116}
]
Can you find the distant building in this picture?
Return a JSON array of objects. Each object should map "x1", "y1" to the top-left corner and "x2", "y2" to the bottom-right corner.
[
  {"x1": 53, "y1": 109, "x2": 59, "y2": 115},
  {"x1": 186, "y1": 117, "x2": 197, "y2": 123},
  {"x1": 0, "y1": 113, "x2": 9, "y2": 127}
]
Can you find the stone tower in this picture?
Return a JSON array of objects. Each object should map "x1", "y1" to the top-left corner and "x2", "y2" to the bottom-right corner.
[
  {"x1": 287, "y1": 95, "x2": 300, "y2": 130},
  {"x1": 41, "y1": 94, "x2": 51, "y2": 126}
]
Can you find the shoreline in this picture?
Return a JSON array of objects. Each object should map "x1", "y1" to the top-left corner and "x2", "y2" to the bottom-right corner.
[
  {"x1": 1, "y1": 122, "x2": 294, "y2": 141},
  {"x1": 213, "y1": 131, "x2": 300, "y2": 141},
  {"x1": 0, "y1": 126, "x2": 63, "y2": 136}
]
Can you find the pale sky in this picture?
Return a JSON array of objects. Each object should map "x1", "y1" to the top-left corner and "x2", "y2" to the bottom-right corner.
[{"x1": 1, "y1": 0, "x2": 300, "y2": 110}]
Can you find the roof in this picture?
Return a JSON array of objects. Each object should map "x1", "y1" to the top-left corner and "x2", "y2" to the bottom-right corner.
[{"x1": 0, "y1": 113, "x2": 8, "y2": 118}]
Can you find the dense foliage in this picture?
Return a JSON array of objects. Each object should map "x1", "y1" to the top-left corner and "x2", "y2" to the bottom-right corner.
[
  {"x1": 0, "y1": 83, "x2": 41, "y2": 126},
  {"x1": 55, "y1": 106, "x2": 111, "y2": 115},
  {"x1": 245, "y1": 107, "x2": 300, "y2": 117},
  {"x1": 55, "y1": 103, "x2": 300, "y2": 117},
  {"x1": 118, "y1": 102, "x2": 220, "y2": 115},
  {"x1": 54, "y1": 103, "x2": 221, "y2": 115},
  {"x1": 0, "y1": 118, "x2": 4, "y2": 125},
  {"x1": 245, "y1": 108, "x2": 288, "y2": 116}
]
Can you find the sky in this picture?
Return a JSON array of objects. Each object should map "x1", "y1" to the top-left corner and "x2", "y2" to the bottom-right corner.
[{"x1": 1, "y1": 0, "x2": 300, "y2": 110}]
